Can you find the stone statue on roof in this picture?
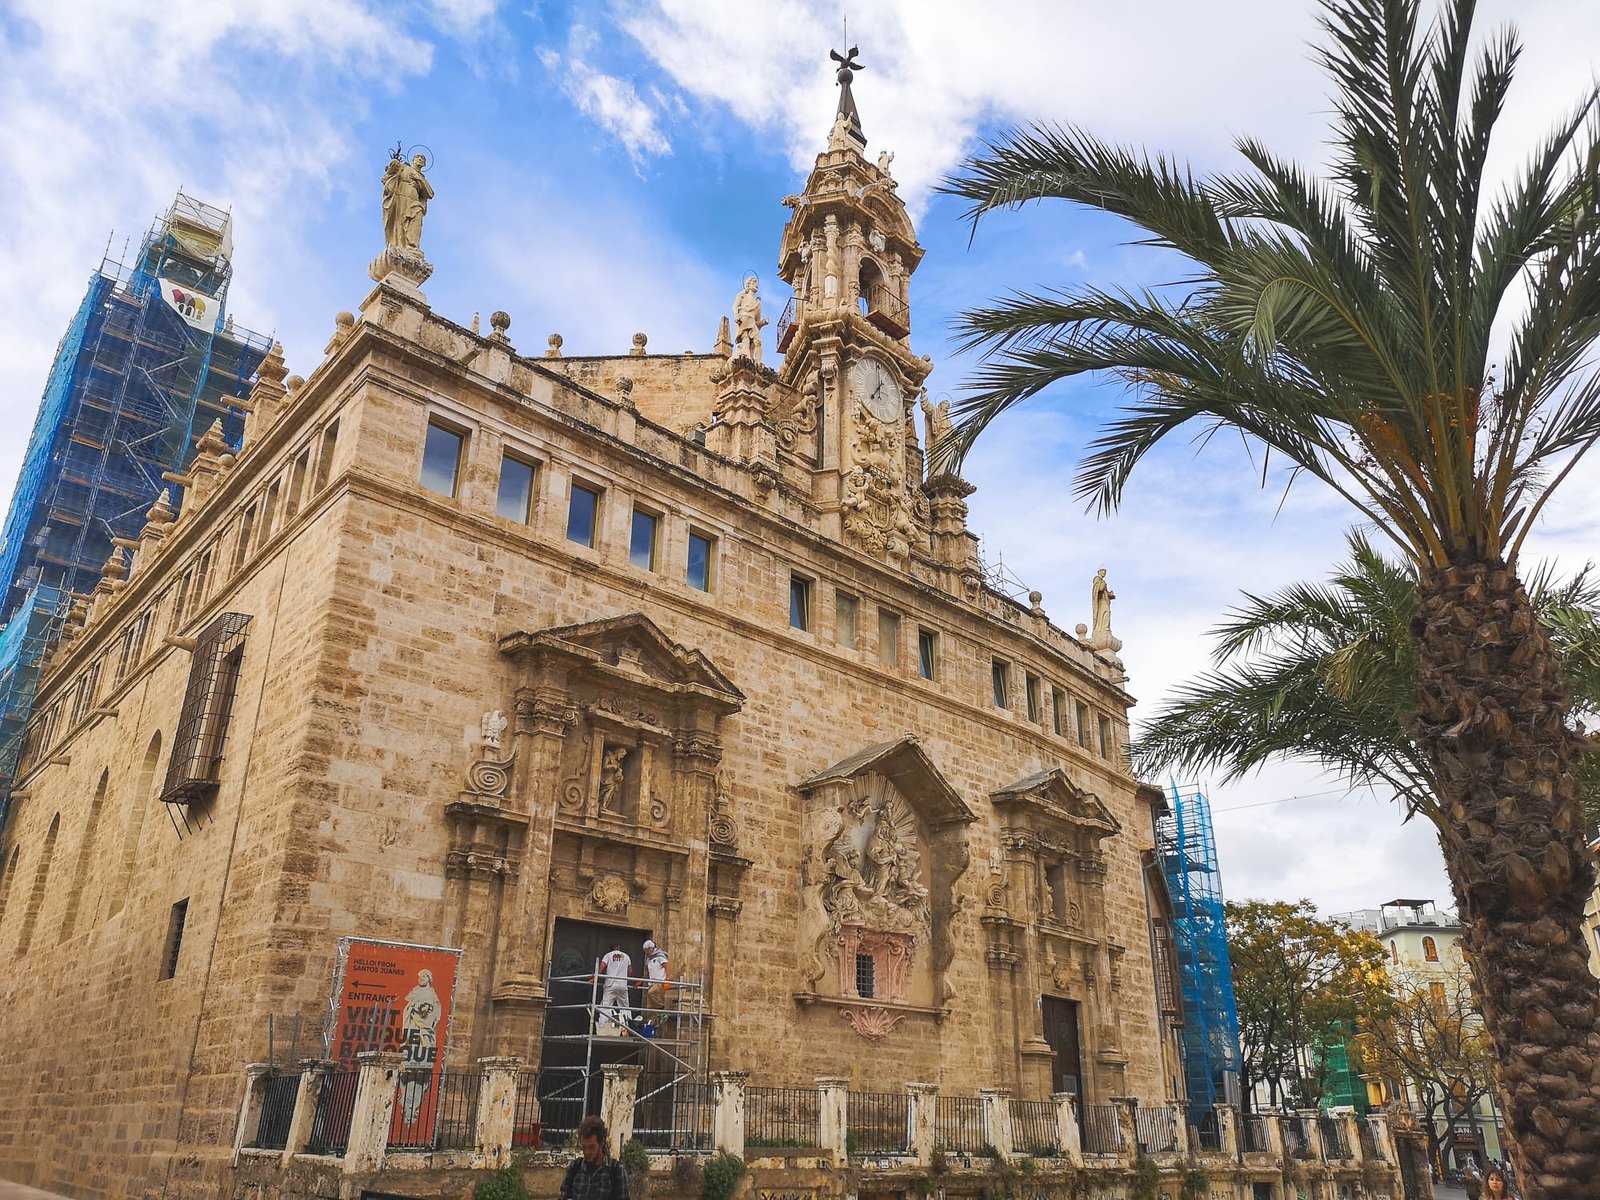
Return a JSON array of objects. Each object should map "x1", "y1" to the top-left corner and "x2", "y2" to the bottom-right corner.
[
  {"x1": 382, "y1": 150, "x2": 434, "y2": 253},
  {"x1": 733, "y1": 276, "x2": 767, "y2": 364}
]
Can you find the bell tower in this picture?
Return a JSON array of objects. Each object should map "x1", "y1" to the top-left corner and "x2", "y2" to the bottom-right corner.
[{"x1": 775, "y1": 47, "x2": 932, "y2": 566}]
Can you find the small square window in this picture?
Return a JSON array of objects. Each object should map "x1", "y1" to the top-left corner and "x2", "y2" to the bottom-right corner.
[
  {"x1": 790, "y1": 575, "x2": 813, "y2": 631},
  {"x1": 686, "y1": 531, "x2": 715, "y2": 592},
  {"x1": 421, "y1": 421, "x2": 465, "y2": 497},
  {"x1": 567, "y1": 482, "x2": 601, "y2": 548},
  {"x1": 160, "y1": 898, "x2": 189, "y2": 980},
  {"x1": 630, "y1": 508, "x2": 659, "y2": 571},
  {"x1": 835, "y1": 592, "x2": 859, "y2": 648},
  {"x1": 917, "y1": 629, "x2": 938, "y2": 680},
  {"x1": 878, "y1": 609, "x2": 901, "y2": 667},
  {"x1": 992, "y1": 659, "x2": 1010, "y2": 709},
  {"x1": 1025, "y1": 673, "x2": 1042, "y2": 723},
  {"x1": 1052, "y1": 688, "x2": 1067, "y2": 736},
  {"x1": 497, "y1": 454, "x2": 536, "y2": 523}
]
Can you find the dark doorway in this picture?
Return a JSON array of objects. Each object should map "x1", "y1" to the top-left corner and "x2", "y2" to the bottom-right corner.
[
  {"x1": 1041, "y1": 996, "x2": 1083, "y2": 1099},
  {"x1": 538, "y1": 918, "x2": 653, "y2": 1142}
]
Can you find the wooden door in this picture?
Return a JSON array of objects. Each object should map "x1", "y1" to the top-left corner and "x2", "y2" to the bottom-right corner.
[{"x1": 1041, "y1": 996, "x2": 1083, "y2": 1099}]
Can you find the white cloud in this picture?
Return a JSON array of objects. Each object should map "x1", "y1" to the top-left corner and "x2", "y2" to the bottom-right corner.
[{"x1": 540, "y1": 25, "x2": 672, "y2": 162}]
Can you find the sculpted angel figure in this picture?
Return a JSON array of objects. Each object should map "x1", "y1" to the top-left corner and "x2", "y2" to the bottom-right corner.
[
  {"x1": 480, "y1": 709, "x2": 507, "y2": 751},
  {"x1": 382, "y1": 152, "x2": 434, "y2": 252}
]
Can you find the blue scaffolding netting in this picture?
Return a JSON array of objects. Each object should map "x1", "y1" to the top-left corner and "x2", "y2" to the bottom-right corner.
[
  {"x1": 0, "y1": 193, "x2": 269, "y2": 825},
  {"x1": 1157, "y1": 782, "x2": 1244, "y2": 1119}
]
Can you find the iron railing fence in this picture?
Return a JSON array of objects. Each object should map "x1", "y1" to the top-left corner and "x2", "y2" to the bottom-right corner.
[
  {"x1": 249, "y1": 1070, "x2": 301, "y2": 1150},
  {"x1": 1192, "y1": 1107, "x2": 1222, "y2": 1153},
  {"x1": 1284, "y1": 1116, "x2": 1316, "y2": 1160},
  {"x1": 745, "y1": 1086, "x2": 819, "y2": 1148},
  {"x1": 1009, "y1": 1099, "x2": 1059, "y2": 1157},
  {"x1": 633, "y1": 1078, "x2": 714, "y2": 1152},
  {"x1": 933, "y1": 1095, "x2": 986, "y2": 1154},
  {"x1": 847, "y1": 1091, "x2": 909, "y2": 1155},
  {"x1": 1242, "y1": 1115, "x2": 1270, "y2": 1154},
  {"x1": 511, "y1": 1071, "x2": 544, "y2": 1150},
  {"x1": 388, "y1": 1070, "x2": 480, "y2": 1151},
  {"x1": 1362, "y1": 1117, "x2": 1387, "y2": 1161},
  {"x1": 305, "y1": 1069, "x2": 358, "y2": 1156},
  {"x1": 1081, "y1": 1104, "x2": 1124, "y2": 1155},
  {"x1": 534, "y1": 1069, "x2": 597, "y2": 1150},
  {"x1": 1319, "y1": 1115, "x2": 1350, "y2": 1159},
  {"x1": 1135, "y1": 1106, "x2": 1178, "y2": 1153}
]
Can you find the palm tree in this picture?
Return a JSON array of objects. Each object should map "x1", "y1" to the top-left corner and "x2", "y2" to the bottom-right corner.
[
  {"x1": 1133, "y1": 530, "x2": 1600, "y2": 832},
  {"x1": 939, "y1": 0, "x2": 1600, "y2": 1192}
]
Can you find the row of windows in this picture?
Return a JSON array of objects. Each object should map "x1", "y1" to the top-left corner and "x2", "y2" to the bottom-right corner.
[
  {"x1": 28, "y1": 420, "x2": 338, "y2": 765},
  {"x1": 787, "y1": 574, "x2": 1122, "y2": 759},
  {"x1": 424, "y1": 418, "x2": 719, "y2": 592}
]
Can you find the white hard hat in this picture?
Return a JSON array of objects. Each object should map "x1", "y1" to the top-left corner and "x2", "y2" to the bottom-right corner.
[{"x1": 643, "y1": 939, "x2": 656, "y2": 949}]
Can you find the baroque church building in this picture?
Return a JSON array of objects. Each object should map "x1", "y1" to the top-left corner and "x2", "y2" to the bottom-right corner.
[{"x1": 0, "y1": 67, "x2": 1190, "y2": 1198}]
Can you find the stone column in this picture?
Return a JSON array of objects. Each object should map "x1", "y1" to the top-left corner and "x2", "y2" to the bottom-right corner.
[
  {"x1": 1368, "y1": 1113, "x2": 1399, "y2": 1165},
  {"x1": 1300, "y1": 1109, "x2": 1325, "y2": 1160},
  {"x1": 1264, "y1": 1112, "x2": 1289, "y2": 1167},
  {"x1": 602, "y1": 1064, "x2": 643, "y2": 1150},
  {"x1": 282, "y1": 1059, "x2": 334, "y2": 1167},
  {"x1": 475, "y1": 1057, "x2": 523, "y2": 1167},
  {"x1": 712, "y1": 1071, "x2": 748, "y2": 1159},
  {"x1": 1054, "y1": 1092, "x2": 1084, "y2": 1169},
  {"x1": 816, "y1": 1077, "x2": 849, "y2": 1166},
  {"x1": 980, "y1": 1088, "x2": 1015, "y2": 1162},
  {"x1": 1111, "y1": 1097, "x2": 1139, "y2": 1165},
  {"x1": 1168, "y1": 1100, "x2": 1190, "y2": 1161},
  {"x1": 343, "y1": 1051, "x2": 404, "y2": 1173},
  {"x1": 232, "y1": 1063, "x2": 271, "y2": 1166},
  {"x1": 1216, "y1": 1105, "x2": 1240, "y2": 1159},
  {"x1": 906, "y1": 1083, "x2": 938, "y2": 1166}
]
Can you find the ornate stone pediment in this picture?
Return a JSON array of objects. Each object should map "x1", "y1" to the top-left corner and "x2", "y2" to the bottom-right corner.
[
  {"x1": 990, "y1": 768, "x2": 1120, "y2": 841},
  {"x1": 797, "y1": 735, "x2": 975, "y2": 828},
  {"x1": 500, "y1": 613, "x2": 744, "y2": 712}
]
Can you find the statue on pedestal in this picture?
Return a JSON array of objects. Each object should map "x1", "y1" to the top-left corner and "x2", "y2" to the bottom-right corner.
[
  {"x1": 369, "y1": 144, "x2": 436, "y2": 286},
  {"x1": 1089, "y1": 567, "x2": 1123, "y2": 654},
  {"x1": 733, "y1": 276, "x2": 767, "y2": 364}
]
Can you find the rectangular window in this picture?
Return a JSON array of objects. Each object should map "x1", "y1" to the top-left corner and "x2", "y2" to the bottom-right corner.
[
  {"x1": 878, "y1": 609, "x2": 901, "y2": 667},
  {"x1": 686, "y1": 530, "x2": 715, "y2": 592},
  {"x1": 161, "y1": 613, "x2": 252, "y2": 806},
  {"x1": 160, "y1": 898, "x2": 189, "y2": 980},
  {"x1": 1025, "y1": 672, "x2": 1042, "y2": 723},
  {"x1": 566, "y1": 482, "x2": 600, "y2": 548},
  {"x1": 1098, "y1": 715, "x2": 1113, "y2": 758},
  {"x1": 835, "y1": 592, "x2": 859, "y2": 648},
  {"x1": 992, "y1": 658, "x2": 1010, "y2": 709},
  {"x1": 232, "y1": 505, "x2": 255, "y2": 572},
  {"x1": 1052, "y1": 687, "x2": 1067, "y2": 736},
  {"x1": 313, "y1": 420, "x2": 339, "y2": 493},
  {"x1": 1076, "y1": 702, "x2": 1090, "y2": 748},
  {"x1": 855, "y1": 952, "x2": 876, "y2": 1000},
  {"x1": 917, "y1": 628, "x2": 939, "y2": 681},
  {"x1": 629, "y1": 508, "x2": 659, "y2": 571},
  {"x1": 285, "y1": 449, "x2": 309, "y2": 518},
  {"x1": 496, "y1": 454, "x2": 536, "y2": 523},
  {"x1": 420, "y1": 420, "x2": 465, "y2": 497},
  {"x1": 789, "y1": 574, "x2": 813, "y2": 631}
]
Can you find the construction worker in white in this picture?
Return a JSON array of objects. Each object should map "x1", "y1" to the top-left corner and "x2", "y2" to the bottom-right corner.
[
  {"x1": 642, "y1": 939, "x2": 670, "y2": 1017},
  {"x1": 595, "y1": 943, "x2": 632, "y2": 1033}
]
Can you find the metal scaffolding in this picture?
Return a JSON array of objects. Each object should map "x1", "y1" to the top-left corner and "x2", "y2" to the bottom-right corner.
[{"x1": 1156, "y1": 783, "x2": 1244, "y2": 1120}]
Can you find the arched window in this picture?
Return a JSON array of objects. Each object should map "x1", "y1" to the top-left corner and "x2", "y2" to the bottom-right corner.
[
  {"x1": 1423, "y1": 936, "x2": 1438, "y2": 962},
  {"x1": 59, "y1": 770, "x2": 110, "y2": 942},
  {"x1": 1390, "y1": 941, "x2": 1399, "y2": 964},
  {"x1": 109, "y1": 733, "x2": 162, "y2": 919},
  {"x1": 857, "y1": 258, "x2": 886, "y2": 316},
  {"x1": 16, "y1": 814, "x2": 60, "y2": 955}
]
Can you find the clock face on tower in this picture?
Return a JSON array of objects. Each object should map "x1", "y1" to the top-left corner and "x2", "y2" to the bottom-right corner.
[{"x1": 850, "y1": 357, "x2": 903, "y2": 423}]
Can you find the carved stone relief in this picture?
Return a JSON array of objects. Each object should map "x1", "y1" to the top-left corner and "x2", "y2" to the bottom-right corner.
[
  {"x1": 589, "y1": 874, "x2": 630, "y2": 914},
  {"x1": 842, "y1": 406, "x2": 919, "y2": 562}
]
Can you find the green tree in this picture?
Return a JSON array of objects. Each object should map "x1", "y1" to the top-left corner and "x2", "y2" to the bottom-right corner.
[
  {"x1": 940, "y1": 1, "x2": 1600, "y2": 1191},
  {"x1": 1226, "y1": 899, "x2": 1393, "y2": 1112}
]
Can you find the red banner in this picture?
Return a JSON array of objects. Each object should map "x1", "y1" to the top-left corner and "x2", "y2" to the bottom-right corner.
[{"x1": 326, "y1": 938, "x2": 462, "y2": 1146}]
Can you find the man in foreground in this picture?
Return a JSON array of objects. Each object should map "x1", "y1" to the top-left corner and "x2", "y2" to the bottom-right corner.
[{"x1": 560, "y1": 1115, "x2": 628, "y2": 1200}]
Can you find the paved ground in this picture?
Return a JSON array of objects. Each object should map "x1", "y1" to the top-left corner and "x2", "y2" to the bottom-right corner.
[{"x1": 0, "y1": 1184, "x2": 73, "y2": 1200}]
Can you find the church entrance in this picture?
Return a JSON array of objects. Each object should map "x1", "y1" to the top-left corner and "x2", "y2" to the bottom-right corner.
[
  {"x1": 1041, "y1": 996, "x2": 1084, "y2": 1100},
  {"x1": 537, "y1": 918, "x2": 654, "y2": 1141}
]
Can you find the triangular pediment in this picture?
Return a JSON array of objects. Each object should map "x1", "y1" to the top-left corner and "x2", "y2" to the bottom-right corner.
[
  {"x1": 500, "y1": 613, "x2": 743, "y2": 710},
  {"x1": 798, "y1": 736, "x2": 975, "y2": 828},
  {"x1": 991, "y1": 768, "x2": 1120, "y2": 838}
]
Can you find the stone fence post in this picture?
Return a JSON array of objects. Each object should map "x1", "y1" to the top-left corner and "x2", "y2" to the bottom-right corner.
[
  {"x1": 475, "y1": 1057, "x2": 523, "y2": 1166},
  {"x1": 344, "y1": 1051, "x2": 404, "y2": 1173},
  {"x1": 816, "y1": 1077, "x2": 849, "y2": 1166},
  {"x1": 1054, "y1": 1092, "x2": 1084, "y2": 1169},
  {"x1": 979, "y1": 1088, "x2": 1014, "y2": 1162},
  {"x1": 1265, "y1": 1112, "x2": 1289, "y2": 1167},
  {"x1": 1299, "y1": 1109, "x2": 1325, "y2": 1160},
  {"x1": 602, "y1": 1064, "x2": 643, "y2": 1150},
  {"x1": 232, "y1": 1063, "x2": 271, "y2": 1166},
  {"x1": 1111, "y1": 1098, "x2": 1139, "y2": 1166},
  {"x1": 906, "y1": 1083, "x2": 938, "y2": 1166},
  {"x1": 282, "y1": 1059, "x2": 333, "y2": 1166},
  {"x1": 1337, "y1": 1109, "x2": 1364, "y2": 1163},
  {"x1": 1368, "y1": 1112, "x2": 1399, "y2": 1164},
  {"x1": 712, "y1": 1071, "x2": 748, "y2": 1158},
  {"x1": 1215, "y1": 1104, "x2": 1240, "y2": 1159},
  {"x1": 1167, "y1": 1101, "x2": 1190, "y2": 1162}
]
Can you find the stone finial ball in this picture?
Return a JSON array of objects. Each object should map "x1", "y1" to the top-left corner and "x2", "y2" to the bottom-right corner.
[
  {"x1": 1029, "y1": 591, "x2": 1043, "y2": 606},
  {"x1": 335, "y1": 311, "x2": 355, "y2": 331},
  {"x1": 1075, "y1": 623, "x2": 1088, "y2": 637},
  {"x1": 633, "y1": 332, "x2": 648, "y2": 349},
  {"x1": 286, "y1": 374, "x2": 306, "y2": 392},
  {"x1": 549, "y1": 333, "x2": 564, "y2": 348},
  {"x1": 490, "y1": 311, "x2": 511, "y2": 334}
]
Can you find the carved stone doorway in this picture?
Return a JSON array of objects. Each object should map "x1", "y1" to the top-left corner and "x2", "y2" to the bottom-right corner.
[{"x1": 1041, "y1": 996, "x2": 1083, "y2": 1100}]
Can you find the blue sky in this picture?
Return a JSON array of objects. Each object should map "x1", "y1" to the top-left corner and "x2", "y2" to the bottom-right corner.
[{"x1": 4, "y1": 0, "x2": 1598, "y2": 915}]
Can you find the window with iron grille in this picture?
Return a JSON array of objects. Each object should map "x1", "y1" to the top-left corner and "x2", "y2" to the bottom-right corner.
[
  {"x1": 160, "y1": 612, "x2": 252, "y2": 806},
  {"x1": 855, "y1": 952, "x2": 876, "y2": 998}
]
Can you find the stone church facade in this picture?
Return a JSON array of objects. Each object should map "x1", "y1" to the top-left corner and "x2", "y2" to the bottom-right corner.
[{"x1": 0, "y1": 87, "x2": 1178, "y2": 1198}]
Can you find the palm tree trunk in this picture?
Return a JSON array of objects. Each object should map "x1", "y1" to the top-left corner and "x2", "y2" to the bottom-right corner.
[{"x1": 1410, "y1": 559, "x2": 1600, "y2": 1200}]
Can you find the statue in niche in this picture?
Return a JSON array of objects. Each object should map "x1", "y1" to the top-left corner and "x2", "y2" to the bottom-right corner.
[
  {"x1": 733, "y1": 276, "x2": 767, "y2": 364},
  {"x1": 598, "y1": 745, "x2": 628, "y2": 815},
  {"x1": 382, "y1": 149, "x2": 434, "y2": 253}
]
